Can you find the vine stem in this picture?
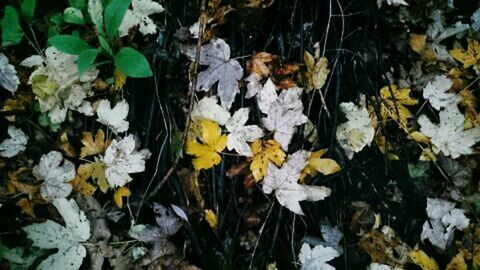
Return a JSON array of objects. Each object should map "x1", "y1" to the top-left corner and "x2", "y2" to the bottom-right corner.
[{"x1": 143, "y1": 0, "x2": 208, "y2": 204}]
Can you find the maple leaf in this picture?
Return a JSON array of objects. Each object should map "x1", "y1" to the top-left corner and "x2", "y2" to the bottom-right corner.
[
  {"x1": 421, "y1": 198, "x2": 469, "y2": 250},
  {"x1": 301, "y1": 149, "x2": 341, "y2": 180},
  {"x1": 186, "y1": 119, "x2": 227, "y2": 170},
  {"x1": 191, "y1": 95, "x2": 231, "y2": 126},
  {"x1": 378, "y1": 85, "x2": 418, "y2": 126},
  {"x1": 418, "y1": 105, "x2": 480, "y2": 158},
  {"x1": 302, "y1": 51, "x2": 330, "y2": 91},
  {"x1": 262, "y1": 87, "x2": 308, "y2": 151},
  {"x1": 225, "y1": 108, "x2": 264, "y2": 156},
  {"x1": 96, "y1": 99, "x2": 129, "y2": 133},
  {"x1": 23, "y1": 198, "x2": 91, "y2": 270},
  {"x1": 336, "y1": 102, "x2": 375, "y2": 159},
  {"x1": 119, "y1": 0, "x2": 164, "y2": 37},
  {"x1": 182, "y1": 38, "x2": 243, "y2": 109},
  {"x1": 249, "y1": 52, "x2": 273, "y2": 77},
  {"x1": 0, "y1": 52, "x2": 20, "y2": 94},
  {"x1": 103, "y1": 134, "x2": 151, "y2": 187},
  {"x1": 80, "y1": 129, "x2": 106, "y2": 158},
  {"x1": 450, "y1": 39, "x2": 480, "y2": 68},
  {"x1": 70, "y1": 163, "x2": 97, "y2": 196},
  {"x1": 5, "y1": 168, "x2": 38, "y2": 199},
  {"x1": 423, "y1": 75, "x2": 459, "y2": 111},
  {"x1": 298, "y1": 243, "x2": 340, "y2": 270},
  {"x1": 0, "y1": 125, "x2": 28, "y2": 158},
  {"x1": 33, "y1": 151, "x2": 76, "y2": 201},
  {"x1": 91, "y1": 160, "x2": 109, "y2": 193},
  {"x1": 16, "y1": 198, "x2": 37, "y2": 218},
  {"x1": 250, "y1": 139, "x2": 286, "y2": 181},
  {"x1": 262, "y1": 150, "x2": 331, "y2": 215},
  {"x1": 114, "y1": 186, "x2": 131, "y2": 208},
  {"x1": 59, "y1": 132, "x2": 77, "y2": 158},
  {"x1": 410, "y1": 250, "x2": 439, "y2": 270}
]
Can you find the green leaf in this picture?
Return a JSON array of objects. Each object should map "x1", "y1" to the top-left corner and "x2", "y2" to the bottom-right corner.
[
  {"x1": 21, "y1": 0, "x2": 36, "y2": 22},
  {"x1": 98, "y1": 35, "x2": 113, "y2": 55},
  {"x1": 63, "y1": 7, "x2": 84, "y2": 25},
  {"x1": 114, "y1": 47, "x2": 152, "y2": 78},
  {"x1": 68, "y1": 0, "x2": 86, "y2": 10},
  {"x1": 48, "y1": 35, "x2": 91, "y2": 55},
  {"x1": 408, "y1": 162, "x2": 430, "y2": 178},
  {"x1": 77, "y1": 48, "x2": 100, "y2": 73},
  {"x1": 88, "y1": 0, "x2": 104, "y2": 34},
  {"x1": 50, "y1": 12, "x2": 63, "y2": 25},
  {"x1": 104, "y1": 0, "x2": 131, "y2": 38},
  {"x1": 1, "y1": 6, "x2": 23, "y2": 46}
]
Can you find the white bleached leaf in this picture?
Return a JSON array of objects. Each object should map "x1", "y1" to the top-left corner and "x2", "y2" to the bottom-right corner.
[
  {"x1": 256, "y1": 78, "x2": 277, "y2": 114},
  {"x1": 0, "y1": 126, "x2": 28, "y2": 158},
  {"x1": 423, "y1": 75, "x2": 459, "y2": 110},
  {"x1": 23, "y1": 198, "x2": 91, "y2": 270},
  {"x1": 262, "y1": 87, "x2": 308, "y2": 151},
  {"x1": 119, "y1": 0, "x2": 164, "y2": 37},
  {"x1": 182, "y1": 38, "x2": 244, "y2": 109},
  {"x1": 368, "y1": 263, "x2": 402, "y2": 270},
  {"x1": 298, "y1": 243, "x2": 340, "y2": 270},
  {"x1": 153, "y1": 203, "x2": 183, "y2": 236},
  {"x1": 103, "y1": 134, "x2": 151, "y2": 187},
  {"x1": 421, "y1": 197, "x2": 470, "y2": 250},
  {"x1": 384, "y1": 0, "x2": 408, "y2": 6},
  {"x1": 0, "y1": 53, "x2": 20, "y2": 94},
  {"x1": 418, "y1": 105, "x2": 480, "y2": 159},
  {"x1": 262, "y1": 150, "x2": 331, "y2": 215},
  {"x1": 427, "y1": 10, "x2": 469, "y2": 42},
  {"x1": 336, "y1": 102, "x2": 375, "y2": 159},
  {"x1": 226, "y1": 108, "x2": 264, "y2": 156},
  {"x1": 96, "y1": 99, "x2": 129, "y2": 133},
  {"x1": 245, "y1": 73, "x2": 263, "y2": 98},
  {"x1": 191, "y1": 95, "x2": 231, "y2": 125},
  {"x1": 33, "y1": 151, "x2": 75, "y2": 201}
]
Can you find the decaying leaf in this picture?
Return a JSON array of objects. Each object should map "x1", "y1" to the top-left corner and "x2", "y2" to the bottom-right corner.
[
  {"x1": 33, "y1": 151, "x2": 76, "y2": 201},
  {"x1": 103, "y1": 134, "x2": 151, "y2": 187},
  {"x1": 71, "y1": 163, "x2": 97, "y2": 196},
  {"x1": 182, "y1": 38, "x2": 243, "y2": 109},
  {"x1": 450, "y1": 39, "x2": 480, "y2": 69},
  {"x1": 119, "y1": 0, "x2": 164, "y2": 37},
  {"x1": 409, "y1": 250, "x2": 439, "y2": 270},
  {"x1": 186, "y1": 119, "x2": 227, "y2": 170},
  {"x1": 336, "y1": 102, "x2": 375, "y2": 159},
  {"x1": 225, "y1": 108, "x2": 263, "y2": 156},
  {"x1": 0, "y1": 125, "x2": 28, "y2": 158},
  {"x1": 298, "y1": 243, "x2": 339, "y2": 270},
  {"x1": 80, "y1": 129, "x2": 106, "y2": 158},
  {"x1": 0, "y1": 53, "x2": 20, "y2": 94},
  {"x1": 262, "y1": 150, "x2": 331, "y2": 215},
  {"x1": 23, "y1": 198, "x2": 91, "y2": 270},
  {"x1": 302, "y1": 50, "x2": 330, "y2": 91},
  {"x1": 423, "y1": 75, "x2": 459, "y2": 111},
  {"x1": 114, "y1": 187, "x2": 131, "y2": 208},
  {"x1": 96, "y1": 99, "x2": 129, "y2": 134},
  {"x1": 378, "y1": 85, "x2": 418, "y2": 126},
  {"x1": 250, "y1": 139, "x2": 286, "y2": 181}
]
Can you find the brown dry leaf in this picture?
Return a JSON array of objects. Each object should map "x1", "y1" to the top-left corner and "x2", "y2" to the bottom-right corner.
[
  {"x1": 16, "y1": 198, "x2": 36, "y2": 218},
  {"x1": 112, "y1": 68, "x2": 126, "y2": 91},
  {"x1": 244, "y1": 0, "x2": 275, "y2": 8},
  {"x1": 178, "y1": 168, "x2": 204, "y2": 208},
  {"x1": 207, "y1": 0, "x2": 234, "y2": 26},
  {"x1": 249, "y1": 52, "x2": 274, "y2": 77},
  {"x1": 458, "y1": 89, "x2": 479, "y2": 129},
  {"x1": 409, "y1": 33, "x2": 437, "y2": 61},
  {"x1": 275, "y1": 63, "x2": 300, "y2": 76},
  {"x1": 114, "y1": 187, "x2": 131, "y2": 208},
  {"x1": 359, "y1": 228, "x2": 411, "y2": 267},
  {"x1": 80, "y1": 129, "x2": 106, "y2": 158},
  {"x1": 302, "y1": 51, "x2": 330, "y2": 91},
  {"x1": 94, "y1": 78, "x2": 108, "y2": 91},
  {"x1": 5, "y1": 168, "x2": 38, "y2": 199},
  {"x1": 71, "y1": 163, "x2": 97, "y2": 196},
  {"x1": 59, "y1": 132, "x2": 77, "y2": 158},
  {"x1": 1, "y1": 92, "x2": 33, "y2": 122}
]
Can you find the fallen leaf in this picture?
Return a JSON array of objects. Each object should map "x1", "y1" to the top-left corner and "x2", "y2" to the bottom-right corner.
[
  {"x1": 59, "y1": 132, "x2": 77, "y2": 158},
  {"x1": 118, "y1": 0, "x2": 164, "y2": 37},
  {"x1": 71, "y1": 163, "x2": 97, "y2": 196},
  {"x1": 250, "y1": 139, "x2": 286, "y2": 181},
  {"x1": 96, "y1": 99, "x2": 129, "y2": 134},
  {"x1": 409, "y1": 250, "x2": 439, "y2": 270},
  {"x1": 298, "y1": 243, "x2": 340, "y2": 270},
  {"x1": 182, "y1": 38, "x2": 243, "y2": 109},
  {"x1": 0, "y1": 125, "x2": 28, "y2": 158},
  {"x1": 204, "y1": 209, "x2": 218, "y2": 229},
  {"x1": 225, "y1": 108, "x2": 264, "y2": 156},
  {"x1": 114, "y1": 187, "x2": 131, "y2": 208},
  {"x1": 301, "y1": 149, "x2": 341, "y2": 180},
  {"x1": 80, "y1": 129, "x2": 106, "y2": 158},
  {"x1": 450, "y1": 39, "x2": 480, "y2": 68},
  {"x1": 0, "y1": 53, "x2": 20, "y2": 94},
  {"x1": 249, "y1": 52, "x2": 274, "y2": 77},
  {"x1": 446, "y1": 253, "x2": 467, "y2": 270},
  {"x1": 379, "y1": 85, "x2": 418, "y2": 126},
  {"x1": 186, "y1": 119, "x2": 227, "y2": 170}
]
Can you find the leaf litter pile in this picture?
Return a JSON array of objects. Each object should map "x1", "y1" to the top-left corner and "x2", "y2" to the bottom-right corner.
[{"x1": 2, "y1": 0, "x2": 480, "y2": 269}]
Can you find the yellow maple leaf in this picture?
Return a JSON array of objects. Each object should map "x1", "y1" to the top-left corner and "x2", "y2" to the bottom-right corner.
[
  {"x1": 450, "y1": 39, "x2": 480, "y2": 68},
  {"x1": 303, "y1": 51, "x2": 330, "y2": 91},
  {"x1": 409, "y1": 33, "x2": 437, "y2": 61},
  {"x1": 410, "y1": 250, "x2": 439, "y2": 270},
  {"x1": 379, "y1": 85, "x2": 418, "y2": 127},
  {"x1": 250, "y1": 139, "x2": 286, "y2": 181},
  {"x1": 186, "y1": 119, "x2": 227, "y2": 171},
  {"x1": 301, "y1": 149, "x2": 341, "y2": 181},
  {"x1": 459, "y1": 89, "x2": 479, "y2": 129},
  {"x1": 114, "y1": 186, "x2": 131, "y2": 208},
  {"x1": 204, "y1": 209, "x2": 218, "y2": 229},
  {"x1": 91, "y1": 161, "x2": 109, "y2": 193},
  {"x1": 80, "y1": 129, "x2": 106, "y2": 158},
  {"x1": 71, "y1": 163, "x2": 97, "y2": 196}
]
